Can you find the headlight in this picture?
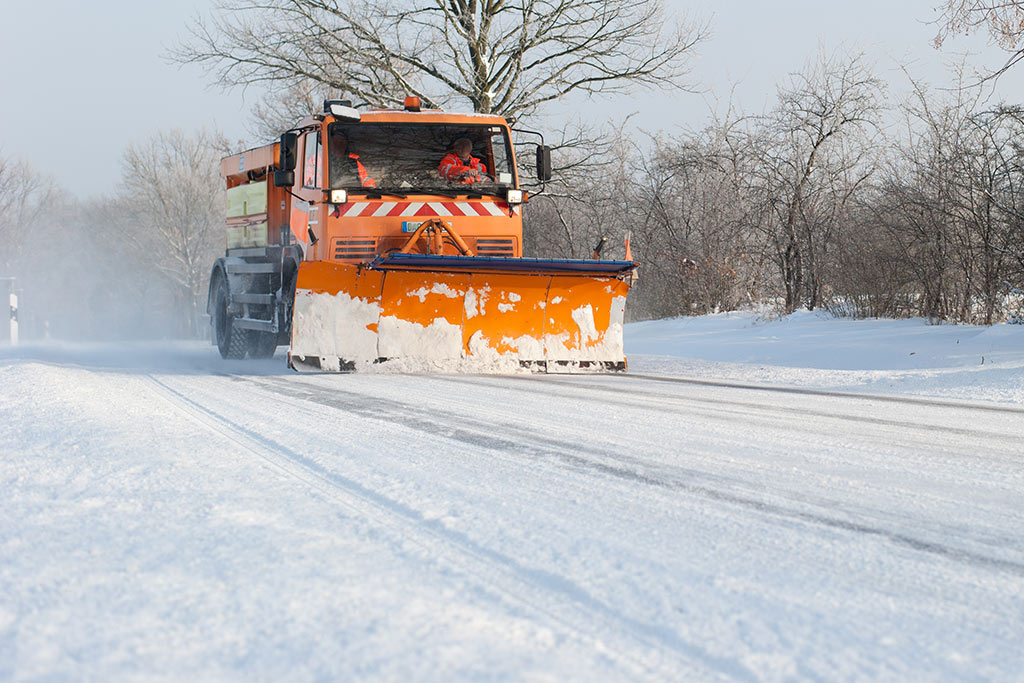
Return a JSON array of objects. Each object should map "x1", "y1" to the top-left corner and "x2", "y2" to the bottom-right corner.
[
  {"x1": 330, "y1": 189, "x2": 348, "y2": 205},
  {"x1": 505, "y1": 189, "x2": 523, "y2": 204}
]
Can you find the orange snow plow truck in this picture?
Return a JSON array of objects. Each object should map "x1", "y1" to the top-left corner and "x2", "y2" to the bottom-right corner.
[{"x1": 207, "y1": 98, "x2": 636, "y2": 372}]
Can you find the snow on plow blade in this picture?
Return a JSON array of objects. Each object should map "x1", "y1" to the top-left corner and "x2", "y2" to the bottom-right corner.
[{"x1": 288, "y1": 253, "x2": 635, "y2": 373}]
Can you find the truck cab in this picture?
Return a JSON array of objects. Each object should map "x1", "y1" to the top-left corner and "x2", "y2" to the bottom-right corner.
[{"x1": 286, "y1": 103, "x2": 527, "y2": 265}]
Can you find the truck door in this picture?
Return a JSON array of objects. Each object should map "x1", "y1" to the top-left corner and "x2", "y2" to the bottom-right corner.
[{"x1": 290, "y1": 130, "x2": 324, "y2": 259}]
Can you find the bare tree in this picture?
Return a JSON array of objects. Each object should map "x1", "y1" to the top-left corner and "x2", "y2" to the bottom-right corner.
[
  {"x1": 627, "y1": 115, "x2": 766, "y2": 318},
  {"x1": 172, "y1": 0, "x2": 707, "y2": 119},
  {"x1": 962, "y1": 105, "x2": 1024, "y2": 291},
  {"x1": 752, "y1": 50, "x2": 885, "y2": 313},
  {"x1": 865, "y1": 68, "x2": 1024, "y2": 324},
  {"x1": 115, "y1": 129, "x2": 228, "y2": 336},
  {"x1": 944, "y1": 107, "x2": 1021, "y2": 322},
  {"x1": 249, "y1": 78, "x2": 342, "y2": 140},
  {"x1": 0, "y1": 156, "x2": 49, "y2": 275}
]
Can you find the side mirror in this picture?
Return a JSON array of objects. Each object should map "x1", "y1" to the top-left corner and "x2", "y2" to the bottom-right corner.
[
  {"x1": 273, "y1": 170, "x2": 295, "y2": 188},
  {"x1": 278, "y1": 132, "x2": 298, "y2": 172},
  {"x1": 536, "y1": 145, "x2": 552, "y2": 182}
]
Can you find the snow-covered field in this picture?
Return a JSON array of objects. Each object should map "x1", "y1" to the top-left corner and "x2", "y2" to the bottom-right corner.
[
  {"x1": 629, "y1": 310, "x2": 1024, "y2": 404},
  {"x1": 2, "y1": 311, "x2": 1023, "y2": 681}
]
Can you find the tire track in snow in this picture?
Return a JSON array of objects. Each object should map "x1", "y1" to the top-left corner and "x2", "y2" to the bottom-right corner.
[
  {"x1": 427, "y1": 373, "x2": 1023, "y2": 487},
  {"x1": 239, "y1": 373, "x2": 1024, "y2": 579},
  {"x1": 623, "y1": 373, "x2": 1024, "y2": 415},
  {"x1": 424, "y1": 373, "x2": 1024, "y2": 560},
  {"x1": 143, "y1": 373, "x2": 747, "y2": 683},
  {"x1": 467, "y1": 374, "x2": 1023, "y2": 444},
  {"x1": 413, "y1": 374, "x2": 1024, "y2": 545},
  {"x1": 425, "y1": 374, "x2": 1016, "y2": 467}
]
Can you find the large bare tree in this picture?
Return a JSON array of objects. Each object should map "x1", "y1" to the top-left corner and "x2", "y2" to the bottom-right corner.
[
  {"x1": 115, "y1": 129, "x2": 228, "y2": 336},
  {"x1": 172, "y1": 0, "x2": 707, "y2": 118},
  {"x1": 753, "y1": 51, "x2": 884, "y2": 313}
]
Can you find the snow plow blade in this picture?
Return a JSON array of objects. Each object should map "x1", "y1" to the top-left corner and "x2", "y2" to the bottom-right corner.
[{"x1": 288, "y1": 254, "x2": 635, "y2": 373}]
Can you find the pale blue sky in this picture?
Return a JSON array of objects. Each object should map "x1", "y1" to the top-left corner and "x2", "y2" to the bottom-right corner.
[{"x1": 2, "y1": 0, "x2": 1020, "y2": 196}]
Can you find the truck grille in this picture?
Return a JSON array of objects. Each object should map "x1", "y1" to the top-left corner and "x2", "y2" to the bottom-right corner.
[
  {"x1": 333, "y1": 238, "x2": 378, "y2": 261},
  {"x1": 475, "y1": 238, "x2": 515, "y2": 257}
]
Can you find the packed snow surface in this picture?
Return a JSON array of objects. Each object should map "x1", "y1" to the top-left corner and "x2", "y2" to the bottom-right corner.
[{"x1": 2, "y1": 310, "x2": 1023, "y2": 680}]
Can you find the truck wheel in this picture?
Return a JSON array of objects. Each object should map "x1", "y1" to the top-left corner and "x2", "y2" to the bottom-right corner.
[
  {"x1": 247, "y1": 331, "x2": 278, "y2": 359},
  {"x1": 213, "y1": 276, "x2": 247, "y2": 359},
  {"x1": 278, "y1": 268, "x2": 297, "y2": 343}
]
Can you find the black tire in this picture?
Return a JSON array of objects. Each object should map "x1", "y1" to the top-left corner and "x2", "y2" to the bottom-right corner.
[
  {"x1": 278, "y1": 267, "x2": 298, "y2": 343},
  {"x1": 212, "y1": 276, "x2": 247, "y2": 359},
  {"x1": 247, "y1": 330, "x2": 278, "y2": 359}
]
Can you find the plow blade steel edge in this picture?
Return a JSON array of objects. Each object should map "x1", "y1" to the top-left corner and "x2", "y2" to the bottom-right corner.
[{"x1": 288, "y1": 260, "x2": 630, "y2": 372}]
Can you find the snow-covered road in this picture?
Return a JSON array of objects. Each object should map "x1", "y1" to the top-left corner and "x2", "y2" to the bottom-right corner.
[{"x1": 3, "y1": 315, "x2": 1024, "y2": 680}]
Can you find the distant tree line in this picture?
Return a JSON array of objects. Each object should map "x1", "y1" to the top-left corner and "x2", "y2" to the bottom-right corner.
[
  {"x1": 5, "y1": 60, "x2": 1024, "y2": 341},
  {"x1": 0, "y1": 131, "x2": 226, "y2": 340}
]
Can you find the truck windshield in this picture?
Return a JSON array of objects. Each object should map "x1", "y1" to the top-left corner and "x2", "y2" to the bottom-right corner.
[{"x1": 327, "y1": 123, "x2": 515, "y2": 193}]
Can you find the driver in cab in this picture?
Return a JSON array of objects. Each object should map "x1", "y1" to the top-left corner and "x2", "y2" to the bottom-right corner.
[{"x1": 439, "y1": 137, "x2": 490, "y2": 184}]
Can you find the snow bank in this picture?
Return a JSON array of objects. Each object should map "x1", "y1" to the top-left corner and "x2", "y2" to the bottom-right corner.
[{"x1": 626, "y1": 310, "x2": 1024, "y2": 404}]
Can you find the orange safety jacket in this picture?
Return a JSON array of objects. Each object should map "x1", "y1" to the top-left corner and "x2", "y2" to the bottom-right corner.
[
  {"x1": 352, "y1": 152, "x2": 375, "y2": 188},
  {"x1": 438, "y1": 153, "x2": 486, "y2": 183},
  {"x1": 333, "y1": 152, "x2": 376, "y2": 188}
]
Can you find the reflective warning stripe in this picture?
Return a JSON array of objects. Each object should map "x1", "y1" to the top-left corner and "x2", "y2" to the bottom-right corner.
[
  {"x1": 332, "y1": 200, "x2": 513, "y2": 218},
  {"x1": 372, "y1": 202, "x2": 397, "y2": 217}
]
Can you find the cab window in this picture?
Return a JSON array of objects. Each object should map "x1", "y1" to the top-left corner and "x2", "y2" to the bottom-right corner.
[{"x1": 302, "y1": 131, "x2": 321, "y2": 188}]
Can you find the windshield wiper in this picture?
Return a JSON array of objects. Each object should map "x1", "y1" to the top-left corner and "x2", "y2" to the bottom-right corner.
[
  {"x1": 466, "y1": 188, "x2": 506, "y2": 199},
  {"x1": 395, "y1": 186, "x2": 511, "y2": 200},
  {"x1": 406, "y1": 187, "x2": 460, "y2": 198},
  {"x1": 364, "y1": 190, "x2": 407, "y2": 199}
]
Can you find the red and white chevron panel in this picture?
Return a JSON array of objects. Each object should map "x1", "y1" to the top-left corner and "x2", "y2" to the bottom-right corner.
[{"x1": 338, "y1": 201, "x2": 519, "y2": 218}]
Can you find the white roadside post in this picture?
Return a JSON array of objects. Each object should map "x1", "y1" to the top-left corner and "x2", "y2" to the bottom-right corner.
[
  {"x1": 9, "y1": 291, "x2": 18, "y2": 345},
  {"x1": 2, "y1": 277, "x2": 16, "y2": 345}
]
